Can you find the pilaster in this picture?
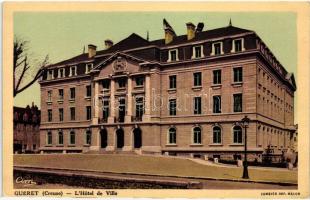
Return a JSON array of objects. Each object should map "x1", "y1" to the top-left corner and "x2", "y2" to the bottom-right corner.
[{"x1": 108, "y1": 79, "x2": 116, "y2": 123}]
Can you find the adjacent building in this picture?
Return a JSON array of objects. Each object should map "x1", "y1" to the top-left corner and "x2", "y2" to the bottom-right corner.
[
  {"x1": 39, "y1": 19, "x2": 296, "y2": 161},
  {"x1": 14, "y1": 103, "x2": 40, "y2": 153}
]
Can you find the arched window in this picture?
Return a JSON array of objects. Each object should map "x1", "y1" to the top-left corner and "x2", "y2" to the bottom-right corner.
[
  {"x1": 86, "y1": 130, "x2": 91, "y2": 145},
  {"x1": 213, "y1": 126, "x2": 221, "y2": 144},
  {"x1": 233, "y1": 126, "x2": 242, "y2": 144},
  {"x1": 70, "y1": 131, "x2": 76, "y2": 145},
  {"x1": 47, "y1": 131, "x2": 52, "y2": 145},
  {"x1": 58, "y1": 131, "x2": 63, "y2": 145},
  {"x1": 168, "y1": 128, "x2": 176, "y2": 144},
  {"x1": 193, "y1": 127, "x2": 201, "y2": 144}
]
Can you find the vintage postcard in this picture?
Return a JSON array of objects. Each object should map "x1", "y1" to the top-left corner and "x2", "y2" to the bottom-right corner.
[{"x1": 2, "y1": 1, "x2": 310, "y2": 198}]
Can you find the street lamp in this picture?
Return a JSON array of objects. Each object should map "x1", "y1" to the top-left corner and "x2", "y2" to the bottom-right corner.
[{"x1": 241, "y1": 115, "x2": 250, "y2": 179}]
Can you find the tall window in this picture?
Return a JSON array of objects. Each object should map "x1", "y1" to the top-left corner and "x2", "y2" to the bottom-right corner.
[
  {"x1": 214, "y1": 43, "x2": 222, "y2": 55},
  {"x1": 47, "y1": 91, "x2": 52, "y2": 102},
  {"x1": 58, "y1": 89, "x2": 64, "y2": 100},
  {"x1": 168, "y1": 127, "x2": 176, "y2": 144},
  {"x1": 86, "y1": 85, "x2": 91, "y2": 97},
  {"x1": 135, "y1": 77, "x2": 144, "y2": 86},
  {"x1": 59, "y1": 108, "x2": 64, "y2": 121},
  {"x1": 118, "y1": 78, "x2": 126, "y2": 88},
  {"x1": 70, "y1": 107, "x2": 75, "y2": 121},
  {"x1": 193, "y1": 72, "x2": 202, "y2": 86},
  {"x1": 213, "y1": 70, "x2": 221, "y2": 84},
  {"x1": 169, "y1": 99, "x2": 177, "y2": 116},
  {"x1": 103, "y1": 100, "x2": 109, "y2": 121},
  {"x1": 48, "y1": 109, "x2": 52, "y2": 122},
  {"x1": 102, "y1": 80, "x2": 110, "y2": 89},
  {"x1": 118, "y1": 98, "x2": 126, "y2": 122},
  {"x1": 70, "y1": 131, "x2": 75, "y2": 145},
  {"x1": 233, "y1": 67, "x2": 243, "y2": 82},
  {"x1": 135, "y1": 97, "x2": 144, "y2": 120},
  {"x1": 86, "y1": 130, "x2": 91, "y2": 145},
  {"x1": 58, "y1": 131, "x2": 63, "y2": 145},
  {"x1": 193, "y1": 127, "x2": 202, "y2": 144},
  {"x1": 47, "y1": 131, "x2": 52, "y2": 145},
  {"x1": 70, "y1": 88, "x2": 75, "y2": 99},
  {"x1": 213, "y1": 126, "x2": 221, "y2": 144},
  {"x1": 169, "y1": 49, "x2": 178, "y2": 62},
  {"x1": 86, "y1": 106, "x2": 91, "y2": 120},
  {"x1": 169, "y1": 75, "x2": 177, "y2": 89},
  {"x1": 213, "y1": 95, "x2": 221, "y2": 113},
  {"x1": 234, "y1": 39, "x2": 242, "y2": 52},
  {"x1": 233, "y1": 126, "x2": 243, "y2": 144},
  {"x1": 194, "y1": 97, "x2": 201, "y2": 115},
  {"x1": 233, "y1": 94, "x2": 242, "y2": 112}
]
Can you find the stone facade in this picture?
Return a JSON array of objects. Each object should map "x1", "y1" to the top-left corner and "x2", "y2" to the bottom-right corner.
[
  {"x1": 39, "y1": 20, "x2": 296, "y2": 161},
  {"x1": 14, "y1": 104, "x2": 40, "y2": 153}
]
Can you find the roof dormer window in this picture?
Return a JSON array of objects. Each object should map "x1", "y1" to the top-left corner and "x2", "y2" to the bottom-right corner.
[
  {"x1": 211, "y1": 42, "x2": 223, "y2": 56},
  {"x1": 168, "y1": 49, "x2": 179, "y2": 62},
  {"x1": 231, "y1": 38, "x2": 245, "y2": 53},
  {"x1": 47, "y1": 70, "x2": 54, "y2": 80},
  {"x1": 69, "y1": 66, "x2": 77, "y2": 77},
  {"x1": 192, "y1": 45, "x2": 204, "y2": 59},
  {"x1": 85, "y1": 63, "x2": 93, "y2": 74},
  {"x1": 58, "y1": 68, "x2": 65, "y2": 78}
]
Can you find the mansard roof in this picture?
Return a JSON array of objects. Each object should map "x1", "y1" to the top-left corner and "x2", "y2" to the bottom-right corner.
[
  {"x1": 46, "y1": 25, "x2": 253, "y2": 68},
  {"x1": 150, "y1": 25, "x2": 253, "y2": 46},
  {"x1": 48, "y1": 53, "x2": 90, "y2": 68},
  {"x1": 97, "y1": 33, "x2": 150, "y2": 55},
  {"x1": 285, "y1": 73, "x2": 296, "y2": 90}
]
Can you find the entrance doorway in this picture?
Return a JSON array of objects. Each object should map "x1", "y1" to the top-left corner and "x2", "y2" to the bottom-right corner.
[
  {"x1": 133, "y1": 128, "x2": 142, "y2": 149},
  {"x1": 116, "y1": 128, "x2": 124, "y2": 148},
  {"x1": 100, "y1": 129, "x2": 108, "y2": 148}
]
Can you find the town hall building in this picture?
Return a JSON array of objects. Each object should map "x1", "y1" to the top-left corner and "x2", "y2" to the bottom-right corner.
[{"x1": 39, "y1": 19, "x2": 296, "y2": 161}]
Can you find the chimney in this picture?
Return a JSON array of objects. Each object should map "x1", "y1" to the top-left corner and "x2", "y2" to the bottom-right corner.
[
  {"x1": 186, "y1": 22, "x2": 196, "y2": 40},
  {"x1": 88, "y1": 44, "x2": 97, "y2": 58},
  {"x1": 105, "y1": 39, "x2": 113, "y2": 49},
  {"x1": 196, "y1": 22, "x2": 204, "y2": 33},
  {"x1": 165, "y1": 28, "x2": 176, "y2": 44},
  {"x1": 163, "y1": 19, "x2": 176, "y2": 44}
]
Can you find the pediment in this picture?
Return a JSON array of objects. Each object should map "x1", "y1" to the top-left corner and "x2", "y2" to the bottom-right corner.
[{"x1": 92, "y1": 52, "x2": 149, "y2": 78}]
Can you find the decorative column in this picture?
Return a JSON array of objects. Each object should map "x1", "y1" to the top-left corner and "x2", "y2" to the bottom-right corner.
[
  {"x1": 92, "y1": 81, "x2": 99, "y2": 124},
  {"x1": 143, "y1": 74, "x2": 151, "y2": 121},
  {"x1": 89, "y1": 128, "x2": 100, "y2": 151},
  {"x1": 108, "y1": 79, "x2": 115, "y2": 123},
  {"x1": 125, "y1": 77, "x2": 132, "y2": 123}
]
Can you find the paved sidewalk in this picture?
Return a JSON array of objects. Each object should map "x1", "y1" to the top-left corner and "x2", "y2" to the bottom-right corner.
[{"x1": 187, "y1": 158, "x2": 296, "y2": 172}]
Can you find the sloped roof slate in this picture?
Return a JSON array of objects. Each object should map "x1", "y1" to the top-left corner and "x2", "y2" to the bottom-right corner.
[{"x1": 47, "y1": 25, "x2": 253, "y2": 68}]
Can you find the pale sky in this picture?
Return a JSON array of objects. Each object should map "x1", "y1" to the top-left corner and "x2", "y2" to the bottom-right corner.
[{"x1": 14, "y1": 12, "x2": 297, "y2": 112}]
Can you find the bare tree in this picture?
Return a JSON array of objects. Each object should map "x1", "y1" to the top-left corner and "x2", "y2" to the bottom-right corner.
[{"x1": 13, "y1": 37, "x2": 49, "y2": 97}]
